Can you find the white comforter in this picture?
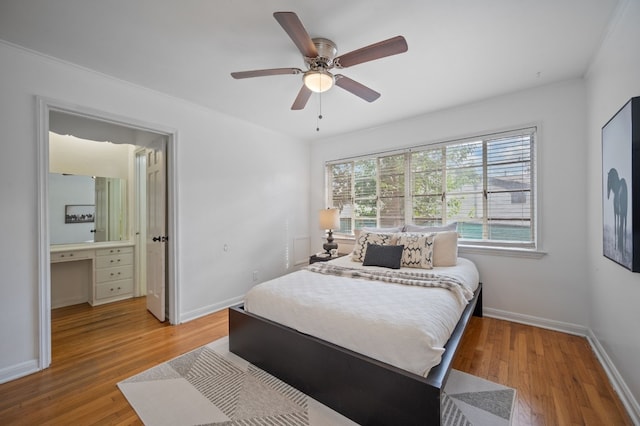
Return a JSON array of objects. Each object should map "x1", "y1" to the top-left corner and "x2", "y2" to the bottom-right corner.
[{"x1": 244, "y1": 256, "x2": 479, "y2": 377}]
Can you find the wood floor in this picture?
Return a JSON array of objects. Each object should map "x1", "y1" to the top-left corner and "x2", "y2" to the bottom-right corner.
[{"x1": 0, "y1": 297, "x2": 632, "y2": 425}]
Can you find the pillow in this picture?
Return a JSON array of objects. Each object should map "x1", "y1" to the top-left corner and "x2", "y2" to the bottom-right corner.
[
  {"x1": 432, "y1": 231, "x2": 458, "y2": 267},
  {"x1": 404, "y1": 222, "x2": 457, "y2": 233},
  {"x1": 351, "y1": 231, "x2": 395, "y2": 262},
  {"x1": 362, "y1": 243, "x2": 404, "y2": 269},
  {"x1": 361, "y1": 226, "x2": 404, "y2": 233},
  {"x1": 396, "y1": 232, "x2": 435, "y2": 269}
]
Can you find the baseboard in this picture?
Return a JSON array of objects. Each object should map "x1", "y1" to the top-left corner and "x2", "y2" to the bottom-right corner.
[
  {"x1": 586, "y1": 329, "x2": 640, "y2": 425},
  {"x1": 484, "y1": 307, "x2": 639, "y2": 424},
  {"x1": 0, "y1": 359, "x2": 39, "y2": 384},
  {"x1": 483, "y1": 307, "x2": 588, "y2": 336},
  {"x1": 179, "y1": 295, "x2": 244, "y2": 323}
]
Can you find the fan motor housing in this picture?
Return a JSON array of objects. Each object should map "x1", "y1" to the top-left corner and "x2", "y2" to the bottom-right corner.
[{"x1": 307, "y1": 37, "x2": 337, "y2": 69}]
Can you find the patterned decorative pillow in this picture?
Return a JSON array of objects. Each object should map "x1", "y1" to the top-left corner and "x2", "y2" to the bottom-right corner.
[
  {"x1": 396, "y1": 232, "x2": 435, "y2": 269},
  {"x1": 351, "y1": 231, "x2": 395, "y2": 262}
]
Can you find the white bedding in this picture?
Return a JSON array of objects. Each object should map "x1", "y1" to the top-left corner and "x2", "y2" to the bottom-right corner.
[{"x1": 244, "y1": 256, "x2": 479, "y2": 377}]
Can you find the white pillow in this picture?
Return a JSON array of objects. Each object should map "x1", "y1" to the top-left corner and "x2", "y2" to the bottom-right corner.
[
  {"x1": 361, "y1": 226, "x2": 404, "y2": 233},
  {"x1": 432, "y1": 231, "x2": 458, "y2": 267},
  {"x1": 404, "y1": 222, "x2": 457, "y2": 233},
  {"x1": 396, "y1": 232, "x2": 434, "y2": 269},
  {"x1": 351, "y1": 231, "x2": 395, "y2": 262}
]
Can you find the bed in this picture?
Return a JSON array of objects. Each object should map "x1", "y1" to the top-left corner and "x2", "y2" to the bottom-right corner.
[{"x1": 229, "y1": 230, "x2": 482, "y2": 425}]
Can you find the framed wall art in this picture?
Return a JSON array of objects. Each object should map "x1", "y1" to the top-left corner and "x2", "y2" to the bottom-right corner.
[
  {"x1": 65, "y1": 204, "x2": 95, "y2": 224},
  {"x1": 602, "y1": 96, "x2": 640, "y2": 272}
]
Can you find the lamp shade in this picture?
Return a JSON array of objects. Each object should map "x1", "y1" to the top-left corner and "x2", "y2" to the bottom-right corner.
[
  {"x1": 304, "y1": 70, "x2": 334, "y2": 93},
  {"x1": 319, "y1": 208, "x2": 340, "y2": 230}
]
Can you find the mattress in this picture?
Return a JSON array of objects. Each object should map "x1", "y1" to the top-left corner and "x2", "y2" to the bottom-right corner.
[{"x1": 244, "y1": 256, "x2": 479, "y2": 377}]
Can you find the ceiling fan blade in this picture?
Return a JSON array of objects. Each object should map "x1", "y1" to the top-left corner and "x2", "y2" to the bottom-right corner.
[
  {"x1": 231, "y1": 68, "x2": 302, "y2": 79},
  {"x1": 273, "y1": 12, "x2": 318, "y2": 58},
  {"x1": 335, "y1": 75, "x2": 381, "y2": 102},
  {"x1": 335, "y1": 36, "x2": 408, "y2": 68},
  {"x1": 291, "y1": 85, "x2": 312, "y2": 110}
]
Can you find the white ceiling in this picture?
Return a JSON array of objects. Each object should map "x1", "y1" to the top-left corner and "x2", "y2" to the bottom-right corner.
[{"x1": 0, "y1": 0, "x2": 620, "y2": 141}]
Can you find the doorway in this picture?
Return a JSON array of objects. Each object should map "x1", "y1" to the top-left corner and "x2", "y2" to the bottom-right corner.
[{"x1": 37, "y1": 97, "x2": 180, "y2": 370}]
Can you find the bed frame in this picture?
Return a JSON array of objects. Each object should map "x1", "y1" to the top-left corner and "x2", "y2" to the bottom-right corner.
[{"x1": 229, "y1": 282, "x2": 482, "y2": 426}]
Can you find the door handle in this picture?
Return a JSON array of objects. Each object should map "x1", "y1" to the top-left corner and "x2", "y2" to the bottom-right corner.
[{"x1": 152, "y1": 236, "x2": 169, "y2": 242}]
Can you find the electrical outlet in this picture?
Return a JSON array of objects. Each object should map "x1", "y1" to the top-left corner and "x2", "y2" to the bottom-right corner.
[{"x1": 252, "y1": 270, "x2": 258, "y2": 282}]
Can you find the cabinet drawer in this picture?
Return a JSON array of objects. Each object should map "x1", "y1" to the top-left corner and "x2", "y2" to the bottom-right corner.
[
  {"x1": 51, "y1": 251, "x2": 91, "y2": 262},
  {"x1": 95, "y1": 279, "x2": 133, "y2": 299},
  {"x1": 96, "y1": 265, "x2": 133, "y2": 283},
  {"x1": 96, "y1": 247, "x2": 133, "y2": 257},
  {"x1": 96, "y1": 253, "x2": 133, "y2": 269}
]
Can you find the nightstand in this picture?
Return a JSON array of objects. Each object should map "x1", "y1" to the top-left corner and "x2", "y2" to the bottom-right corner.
[{"x1": 309, "y1": 253, "x2": 347, "y2": 264}]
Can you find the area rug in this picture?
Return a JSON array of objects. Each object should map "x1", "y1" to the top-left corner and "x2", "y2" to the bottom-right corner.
[{"x1": 118, "y1": 337, "x2": 515, "y2": 425}]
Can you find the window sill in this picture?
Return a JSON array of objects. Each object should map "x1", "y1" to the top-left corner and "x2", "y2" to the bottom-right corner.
[{"x1": 458, "y1": 244, "x2": 547, "y2": 259}]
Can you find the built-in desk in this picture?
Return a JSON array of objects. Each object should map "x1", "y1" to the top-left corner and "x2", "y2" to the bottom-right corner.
[{"x1": 51, "y1": 242, "x2": 135, "y2": 308}]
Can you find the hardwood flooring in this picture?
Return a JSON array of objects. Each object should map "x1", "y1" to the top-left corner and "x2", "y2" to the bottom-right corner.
[
  {"x1": 452, "y1": 316, "x2": 632, "y2": 425},
  {"x1": 0, "y1": 297, "x2": 632, "y2": 425}
]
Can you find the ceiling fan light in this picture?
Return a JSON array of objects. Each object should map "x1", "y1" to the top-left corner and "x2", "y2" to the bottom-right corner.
[{"x1": 304, "y1": 70, "x2": 334, "y2": 93}]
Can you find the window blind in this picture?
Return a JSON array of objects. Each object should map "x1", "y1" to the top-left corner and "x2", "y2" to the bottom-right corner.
[{"x1": 326, "y1": 127, "x2": 536, "y2": 249}]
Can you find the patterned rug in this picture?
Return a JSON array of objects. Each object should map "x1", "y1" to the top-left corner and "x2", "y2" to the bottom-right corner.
[{"x1": 118, "y1": 337, "x2": 515, "y2": 425}]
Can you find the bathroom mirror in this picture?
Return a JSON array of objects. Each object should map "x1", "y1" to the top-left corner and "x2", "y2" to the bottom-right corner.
[{"x1": 49, "y1": 173, "x2": 127, "y2": 244}]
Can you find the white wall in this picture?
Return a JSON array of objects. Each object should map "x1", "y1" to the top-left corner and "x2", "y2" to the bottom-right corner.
[
  {"x1": 49, "y1": 133, "x2": 132, "y2": 178},
  {"x1": 585, "y1": 0, "x2": 640, "y2": 419},
  {"x1": 311, "y1": 79, "x2": 590, "y2": 329},
  {"x1": 0, "y1": 41, "x2": 309, "y2": 381}
]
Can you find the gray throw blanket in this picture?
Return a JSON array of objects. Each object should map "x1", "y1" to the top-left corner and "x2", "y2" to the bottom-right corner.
[{"x1": 305, "y1": 262, "x2": 473, "y2": 305}]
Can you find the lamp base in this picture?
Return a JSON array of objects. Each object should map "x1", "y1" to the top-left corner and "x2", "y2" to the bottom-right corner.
[
  {"x1": 323, "y1": 241, "x2": 338, "y2": 255},
  {"x1": 323, "y1": 229, "x2": 338, "y2": 255}
]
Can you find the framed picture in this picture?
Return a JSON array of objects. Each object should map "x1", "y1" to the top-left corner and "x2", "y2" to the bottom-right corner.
[
  {"x1": 602, "y1": 96, "x2": 640, "y2": 272},
  {"x1": 65, "y1": 204, "x2": 95, "y2": 224}
]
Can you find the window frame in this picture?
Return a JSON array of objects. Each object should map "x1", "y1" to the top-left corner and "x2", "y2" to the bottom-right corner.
[{"x1": 325, "y1": 126, "x2": 540, "y2": 253}]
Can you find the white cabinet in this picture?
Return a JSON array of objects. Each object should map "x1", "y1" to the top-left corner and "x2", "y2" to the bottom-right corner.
[
  {"x1": 94, "y1": 246, "x2": 134, "y2": 305},
  {"x1": 51, "y1": 243, "x2": 135, "y2": 307},
  {"x1": 51, "y1": 250, "x2": 92, "y2": 263}
]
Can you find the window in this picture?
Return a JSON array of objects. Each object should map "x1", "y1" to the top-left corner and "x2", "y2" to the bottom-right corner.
[{"x1": 326, "y1": 127, "x2": 536, "y2": 249}]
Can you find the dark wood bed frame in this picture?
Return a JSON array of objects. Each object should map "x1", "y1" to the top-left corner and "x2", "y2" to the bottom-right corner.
[{"x1": 229, "y1": 282, "x2": 482, "y2": 426}]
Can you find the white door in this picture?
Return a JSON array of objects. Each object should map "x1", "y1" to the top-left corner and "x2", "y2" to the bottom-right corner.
[
  {"x1": 146, "y1": 138, "x2": 166, "y2": 321},
  {"x1": 134, "y1": 149, "x2": 148, "y2": 298}
]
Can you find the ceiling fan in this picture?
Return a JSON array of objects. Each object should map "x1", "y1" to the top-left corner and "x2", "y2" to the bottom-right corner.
[{"x1": 231, "y1": 11, "x2": 408, "y2": 110}]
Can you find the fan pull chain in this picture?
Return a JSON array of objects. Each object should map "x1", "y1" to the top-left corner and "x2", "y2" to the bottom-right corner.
[{"x1": 316, "y1": 91, "x2": 323, "y2": 132}]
